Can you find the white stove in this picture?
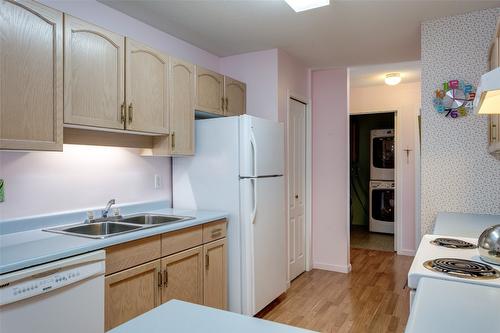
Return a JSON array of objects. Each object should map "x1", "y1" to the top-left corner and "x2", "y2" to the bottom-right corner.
[{"x1": 408, "y1": 234, "x2": 500, "y2": 305}]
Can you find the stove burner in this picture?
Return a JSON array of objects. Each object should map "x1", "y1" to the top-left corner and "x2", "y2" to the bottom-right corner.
[
  {"x1": 423, "y1": 258, "x2": 500, "y2": 279},
  {"x1": 430, "y1": 238, "x2": 477, "y2": 249}
]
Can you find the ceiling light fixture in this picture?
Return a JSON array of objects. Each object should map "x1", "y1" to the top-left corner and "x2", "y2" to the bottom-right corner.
[
  {"x1": 284, "y1": 0, "x2": 330, "y2": 12},
  {"x1": 385, "y1": 73, "x2": 402, "y2": 86}
]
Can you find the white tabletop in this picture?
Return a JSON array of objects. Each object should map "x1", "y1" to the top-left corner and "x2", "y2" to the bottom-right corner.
[
  {"x1": 405, "y1": 277, "x2": 500, "y2": 333},
  {"x1": 109, "y1": 300, "x2": 316, "y2": 333}
]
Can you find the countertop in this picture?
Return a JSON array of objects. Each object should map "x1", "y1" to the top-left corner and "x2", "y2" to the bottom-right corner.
[
  {"x1": 432, "y1": 212, "x2": 500, "y2": 238},
  {"x1": 405, "y1": 277, "x2": 500, "y2": 333},
  {"x1": 109, "y1": 300, "x2": 316, "y2": 333},
  {"x1": 0, "y1": 206, "x2": 227, "y2": 275}
]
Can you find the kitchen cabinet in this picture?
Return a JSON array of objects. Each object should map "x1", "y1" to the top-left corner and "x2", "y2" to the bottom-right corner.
[
  {"x1": 0, "y1": 0, "x2": 63, "y2": 151},
  {"x1": 161, "y1": 246, "x2": 204, "y2": 305},
  {"x1": 64, "y1": 14, "x2": 125, "y2": 130},
  {"x1": 203, "y1": 238, "x2": 227, "y2": 310},
  {"x1": 105, "y1": 260, "x2": 160, "y2": 330},
  {"x1": 104, "y1": 220, "x2": 227, "y2": 328},
  {"x1": 125, "y1": 38, "x2": 169, "y2": 134},
  {"x1": 169, "y1": 57, "x2": 195, "y2": 154},
  {"x1": 195, "y1": 66, "x2": 225, "y2": 116},
  {"x1": 224, "y1": 76, "x2": 246, "y2": 116},
  {"x1": 488, "y1": 25, "x2": 500, "y2": 159}
]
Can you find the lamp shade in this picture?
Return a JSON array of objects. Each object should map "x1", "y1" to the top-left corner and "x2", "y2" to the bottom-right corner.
[{"x1": 474, "y1": 67, "x2": 500, "y2": 115}]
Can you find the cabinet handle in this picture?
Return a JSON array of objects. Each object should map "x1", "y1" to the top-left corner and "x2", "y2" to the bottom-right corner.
[
  {"x1": 164, "y1": 268, "x2": 168, "y2": 287},
  {"x1": 120, "y1": 102, "x2": 126, "y2": 123},
  {"x1": 492, "y1": 123, "x2": 497, "y2": 141},
  {"x1": 128, "y1": 103, "x2": 133, "y2": 123},
  {"x1": 171, "y1": 132, "x2": 176, "y2": 150},
  {"x1": 225, "y1": 97, "x2": 229, "y2": 112},
  {"x1": 158, "y1": 270, "x2": 162, "y2": 288},
  {"x1": 221, "y1": 97, "x2": 225, "y2": 112},
  {"x1": 205, "y1": 253, "x2": 209, "y2": 269}
]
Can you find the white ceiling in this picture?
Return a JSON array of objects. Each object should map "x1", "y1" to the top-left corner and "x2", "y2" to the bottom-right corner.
[
  {"x1": 350, "y1": 60, "x2": 421, "y2": 87},
  {"x1": 100, "y1": 0, "x2": 500, "y2": 68}
]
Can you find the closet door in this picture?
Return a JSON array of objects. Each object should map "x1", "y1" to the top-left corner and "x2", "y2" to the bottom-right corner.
[
  {"x1": 64, "y1": 14, "x2": 125, "y2": 129},
  {"x1": 125, "y1": 38, "x2": 169, "y2": 134},
  {"x1": 0, "y1": 0, "x2": 63, "y2": 150}
]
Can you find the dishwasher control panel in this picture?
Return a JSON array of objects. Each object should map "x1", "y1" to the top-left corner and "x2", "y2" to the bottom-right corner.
[{"x1": 0, "y1": 261, "x2": 104, "y2": 306}]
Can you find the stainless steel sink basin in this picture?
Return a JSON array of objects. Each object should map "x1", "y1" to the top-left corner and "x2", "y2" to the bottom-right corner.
[
  {"x1": 44, "y1": 221, "x2": 143, "y2": 239},
  {"x1": 119, "y1": 214, "x2": 194, "y2": 226}
]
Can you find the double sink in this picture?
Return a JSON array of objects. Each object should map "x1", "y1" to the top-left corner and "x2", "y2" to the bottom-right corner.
[{"x1": 44, "y1": 214, "x2": 194, "y2": 239}]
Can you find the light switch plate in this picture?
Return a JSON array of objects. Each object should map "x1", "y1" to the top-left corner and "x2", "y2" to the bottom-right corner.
[
  {"x1": 0, "y1": 179, "x2": 4, "y2": 202},
  {"x1": 154, "y1": 174, "x2": 162, "y2": 189}
]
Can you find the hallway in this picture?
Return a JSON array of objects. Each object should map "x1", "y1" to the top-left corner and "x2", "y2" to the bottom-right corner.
[{"x1": 257, "y1": 249, "x2": 413, "y2": 333}]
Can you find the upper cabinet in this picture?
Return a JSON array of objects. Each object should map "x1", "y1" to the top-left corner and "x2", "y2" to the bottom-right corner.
[
  {"x1": 126, "y1": 38, "x2": 169, "y2": 134},
  {"x1": 0, "y1": 0, "x2": 63, "y2": 151},
  {"x1": 195, "y1": 66, "x2": 225, "y2": 116},
  {"x1": 224, "y1": 76, "x2": 246, "y2": 117},
  {"x1": 169, "y1": 57, "x2": 195, "y2": 155},
  {"x1": 64, "y1": 15, "x2": 125, "y2": 130}
]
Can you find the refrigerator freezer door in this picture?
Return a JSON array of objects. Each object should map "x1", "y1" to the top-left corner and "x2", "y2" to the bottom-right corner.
[
  {"x1": 240, "y1": 176, "x2": 286, "y2": 315},
  {"x1": 240, "y1": 115, "x2": 284, "y2": 177}
]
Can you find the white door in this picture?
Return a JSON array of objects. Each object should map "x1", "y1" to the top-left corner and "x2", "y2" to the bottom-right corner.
[
  {"x1": 240, "y1": 176, "x2": 286, "y2": 315},
  {"x1": 288, "y1": 99, "x2": 307, "y2": 281}
]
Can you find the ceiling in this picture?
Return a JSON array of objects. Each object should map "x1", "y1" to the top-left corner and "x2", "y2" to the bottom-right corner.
[
  {"x1": 350, "y1": 60, "x2": 421, "y2": 87},
  {"x1": 100, "y1": 0, "x2": 500, "y2": 68}
]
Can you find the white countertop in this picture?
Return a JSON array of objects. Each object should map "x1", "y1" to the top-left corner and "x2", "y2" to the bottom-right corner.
[
  {"x1": 0, "y1": 205, "x2": 227, "y2": 274},
  {"x1": 405, "y1": 277, "x2": 500, "y2": 333},
  {"x1": 433, "y1": 212, "x2": 499, "y2": 238},
  {"x1": 109, "y1": 300, "x2": 316, "y2": 333}
]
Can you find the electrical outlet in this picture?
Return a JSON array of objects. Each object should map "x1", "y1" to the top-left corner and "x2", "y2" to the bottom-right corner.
[
  {"x1": 0, "y1": 179, "x2": 4, "y2": 202},
  {"x1": 154, "y1": 174, "x2": 162, "y2": 189}
]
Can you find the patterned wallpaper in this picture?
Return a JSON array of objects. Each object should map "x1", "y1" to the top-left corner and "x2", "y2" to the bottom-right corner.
[{"x1": 421, "y1": 8, "x2": 500, "y2": 235}]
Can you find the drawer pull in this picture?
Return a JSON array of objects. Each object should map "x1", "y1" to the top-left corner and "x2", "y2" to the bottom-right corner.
[{"x1": 211, "y1": 231, "x2": 222, "y2": 238}]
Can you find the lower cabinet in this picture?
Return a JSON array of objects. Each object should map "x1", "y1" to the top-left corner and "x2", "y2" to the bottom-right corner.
[
  {"x1": 104, "y1": 220, "x2": 227, "y2": 330},
  {"x1": 161, "y1": 246, "x2": 203, "y2": 305},
  {"x1": 105, "y1": 260, "x2": 160, "y2": 331}
]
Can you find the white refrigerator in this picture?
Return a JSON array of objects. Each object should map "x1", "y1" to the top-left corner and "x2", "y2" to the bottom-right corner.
[{"x1": 173, "y1": 115, "x2": 286, "y2": 316}]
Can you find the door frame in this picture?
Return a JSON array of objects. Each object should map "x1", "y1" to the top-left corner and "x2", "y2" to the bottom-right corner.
[
  {"x1": 286, "y1": 91, "x2": 312, "y2": 284},
  {"x1": 348, "y1": 109, "x2": 402, "y2": 253}
]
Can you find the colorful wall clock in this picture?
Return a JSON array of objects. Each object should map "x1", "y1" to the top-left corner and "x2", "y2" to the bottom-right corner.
[{"x1": 433, "y1": 79, "x2": 476, "y2": 118}]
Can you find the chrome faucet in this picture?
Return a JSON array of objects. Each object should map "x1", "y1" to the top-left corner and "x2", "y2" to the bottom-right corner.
[{"x1": 102, "y1": 199, "x2": 116, "y2": 218}]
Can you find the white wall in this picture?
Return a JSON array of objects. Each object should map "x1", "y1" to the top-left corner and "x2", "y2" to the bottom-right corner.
[
  {"x1": 421, "y1": 8, "x2": 500, "y2": 234},
  {"x1": 350, "y1": 82, "x2": 421, "y2": 254},
  {"x1": 0, "y1": 145, "x2": 170, "y2": 220}
]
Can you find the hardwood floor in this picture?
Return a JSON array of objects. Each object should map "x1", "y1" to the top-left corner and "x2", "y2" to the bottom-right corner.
[{"x1": 257, "y1": 248, "x2": 413, "y2": 333}]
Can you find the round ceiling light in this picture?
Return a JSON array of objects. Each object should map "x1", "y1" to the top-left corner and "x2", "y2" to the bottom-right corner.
[{"x1": 385, "y1": 73, "x2": 402, "y2": 86}]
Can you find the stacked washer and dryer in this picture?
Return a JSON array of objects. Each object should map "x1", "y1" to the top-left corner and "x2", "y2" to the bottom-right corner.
[{"x1": 369, "y1": 129, "x2": 395, "y2": 234}]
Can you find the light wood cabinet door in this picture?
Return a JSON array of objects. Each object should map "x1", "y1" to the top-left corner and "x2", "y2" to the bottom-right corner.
[
  {"x1": 64, "y1": 14, "x2": 125, "y2": 129},
  {"x1": 195, "y1": 66, "x2": 224, "y2": 115},
  {"x1": 170, "y1": 57, "x2": 195, "y2": 155},
  {"x1": 161, "y1": 246, "x2": 203, "y2": 305},
  {"x1": 105, "y1": 260, "x2": 161, "y2": 331},
  {"x1": 203, "y1": 238, "x2": 227, "y2": 310},
  {"x1": 0, "y1": 0, "x2": 63, "y2": 151},
  {"x1": 224, "y1": 76, "x2": 246, "y2": 116},
  {"x1": 125, "y1": 38, "x2": 169, "y2": 134}
]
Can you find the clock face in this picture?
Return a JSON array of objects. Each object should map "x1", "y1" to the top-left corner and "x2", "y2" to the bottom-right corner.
[{"x1": 433, "y1": 80, "x2": 476, "y2": 118}]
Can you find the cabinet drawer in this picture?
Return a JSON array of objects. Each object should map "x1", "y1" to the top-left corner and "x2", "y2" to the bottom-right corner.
[
  {"x1": 106, "y1": 235, "x2": 161, "y2": 275},
  {"x1": 162, "y1": 225, "x2": 203, "y2": 256},
  {"x1": 203, "y1": 220, "x2": 227, "y2": 243}
]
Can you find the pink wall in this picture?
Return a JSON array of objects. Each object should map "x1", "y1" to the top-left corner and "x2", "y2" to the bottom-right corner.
[
  {"x1": 350, "y1": 82, "x2": 421, "y2": 254},
  {"x1": 311, "y1": 68, "x2": 350, "y2": 273},
  {"x1": 220, "y1": 49, "x2": 279, "y2": 121}
]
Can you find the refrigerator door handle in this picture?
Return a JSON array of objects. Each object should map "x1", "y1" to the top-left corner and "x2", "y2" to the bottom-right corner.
[
  {"x1": 250, "y1": 178, "x2": 257, "y2": 224},
  {"x1": 250, "y1": 130, "x2": 258, "y2": 177}
]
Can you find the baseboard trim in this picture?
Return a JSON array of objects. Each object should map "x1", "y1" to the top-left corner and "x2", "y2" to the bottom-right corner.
[
  {"x1": 397, "y1": 249, "x2": 416, "y2": 256},
  {"x1": 313, "y1": 262, "x2": 351, "y2": 273}
]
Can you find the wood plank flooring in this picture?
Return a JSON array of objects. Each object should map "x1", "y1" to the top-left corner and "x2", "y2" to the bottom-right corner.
[{"x1": 256, "y1": 248, "x2": 413, "y2": 333}]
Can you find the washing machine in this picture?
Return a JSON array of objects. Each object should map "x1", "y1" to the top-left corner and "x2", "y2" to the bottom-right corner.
[
  {"x1": 370, "y1": 129, "x2": 394, "y2": 180},
  {"x1": 369, "y1": 180, "x2": 395, "y2": 234}
]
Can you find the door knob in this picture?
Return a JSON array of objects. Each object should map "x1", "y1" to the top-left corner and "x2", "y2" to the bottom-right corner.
[{"x1": 295, "y1": 194, "x2": 299, "y2": 199}]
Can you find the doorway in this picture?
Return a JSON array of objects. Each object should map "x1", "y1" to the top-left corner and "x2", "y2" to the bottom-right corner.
[
  {"x1": 349, "y1": 112, "x2": 396, "y2": 252},
  {"x1": 288, "y1": 97, "x2": 307, "y2": 281}
]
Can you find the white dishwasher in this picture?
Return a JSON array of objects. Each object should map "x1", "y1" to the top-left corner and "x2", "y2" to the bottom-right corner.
[{"x1": 0, "y1": 250, "x2": 105, "y2": 333}]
